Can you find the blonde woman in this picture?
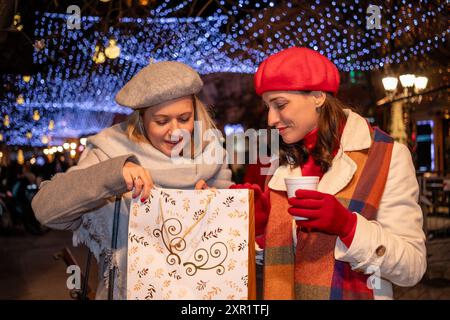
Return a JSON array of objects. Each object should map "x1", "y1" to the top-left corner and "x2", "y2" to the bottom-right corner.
[{"x1": 32, "y1": 61, "x2": 233, "y2": 299}]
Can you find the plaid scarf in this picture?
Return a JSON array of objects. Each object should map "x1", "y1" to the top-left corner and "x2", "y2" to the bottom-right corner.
[{"x1": 263, "y1": 125, "x2": 394, "y2": 300}]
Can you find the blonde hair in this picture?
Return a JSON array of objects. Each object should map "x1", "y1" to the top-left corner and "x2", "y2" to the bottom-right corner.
[{"x1": 126, "y1": 95, "x2": 217, "y2": 154}]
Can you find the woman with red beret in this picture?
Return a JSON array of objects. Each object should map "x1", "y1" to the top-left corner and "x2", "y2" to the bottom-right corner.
[{"x1": 233, "y1": 47, "x2": 426, "y2": 300}]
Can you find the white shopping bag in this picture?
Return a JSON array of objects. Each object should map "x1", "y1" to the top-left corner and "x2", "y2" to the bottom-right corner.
[{"x1": 127, "y1": 188, "x2": 255, "y2": 300}]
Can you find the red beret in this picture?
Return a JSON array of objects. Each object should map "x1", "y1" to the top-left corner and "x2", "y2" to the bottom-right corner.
[{"x1": 254, "y1": 47, "x2": 340, "y2": 96}]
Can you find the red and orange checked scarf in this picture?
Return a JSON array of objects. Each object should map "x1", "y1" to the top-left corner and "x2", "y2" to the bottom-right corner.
[{"x1": 263, "y1": 125, "x2": 394, "y2": 300}]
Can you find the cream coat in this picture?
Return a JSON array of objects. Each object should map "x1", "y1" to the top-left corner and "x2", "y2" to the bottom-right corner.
[{"x1": 267, "y1": 109, "x2": 427, "y2": 300}]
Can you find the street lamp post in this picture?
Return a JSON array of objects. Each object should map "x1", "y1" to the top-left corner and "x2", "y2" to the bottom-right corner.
[
  {"x1": 399, "y1": 74, "x2": 417, "y2": 150},
  {"x1": 382, "y1": 74, "x2": 428, "y2": 150}
]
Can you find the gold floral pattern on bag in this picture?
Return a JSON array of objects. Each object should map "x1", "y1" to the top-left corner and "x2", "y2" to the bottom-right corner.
[{"x1": 127, "y1": 188, "x2": 250, "y2": 300}]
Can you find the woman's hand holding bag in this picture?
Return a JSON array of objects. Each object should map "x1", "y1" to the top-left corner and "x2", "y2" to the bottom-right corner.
[{"x1": 122, "y1": 161, "x2": 154, "y2": 202}]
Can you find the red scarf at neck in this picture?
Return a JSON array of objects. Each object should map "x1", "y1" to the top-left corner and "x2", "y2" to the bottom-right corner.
[
  {"x1": 300, "y1": 120, "x2": 346, "y2": 178},
  {"x1": 300, "y1": 127, "x2": 324, "y2": 178}
]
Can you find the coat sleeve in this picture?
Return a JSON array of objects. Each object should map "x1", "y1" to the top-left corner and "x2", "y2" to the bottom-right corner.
[
  {"x1": 334, "y1": 142, "x2": 427, "y2": 287},
  {"x1": 31, "y1": 146, "x2": 138, "y2": 231}
]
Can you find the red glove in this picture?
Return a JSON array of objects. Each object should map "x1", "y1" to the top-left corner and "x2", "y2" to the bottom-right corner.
[
  {"x1": 229, "y1": 183, "x2": 270, "y2": 248},
  {"x1": 287, "y1": 189, "x2": 357, "y2": 244}
]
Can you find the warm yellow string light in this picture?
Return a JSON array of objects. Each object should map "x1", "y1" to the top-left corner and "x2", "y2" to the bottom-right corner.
[
  {"x1": 16, "y1": 94, "x2": 24, "y2": 105},
  {"x1": 33, "y1": 110, "x2": 40, "y2": 121}
]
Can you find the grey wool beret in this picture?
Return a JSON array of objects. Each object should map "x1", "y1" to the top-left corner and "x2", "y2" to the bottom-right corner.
[{"x1": 115, "y1": 61, "x2": 203, "y2": 109}]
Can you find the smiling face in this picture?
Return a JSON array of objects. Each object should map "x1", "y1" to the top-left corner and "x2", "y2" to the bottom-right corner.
[
  {"x1": 262, "y1": 91, "x2": 326, "y2": 144},
  {"x1": 142, "y1": 96, "x2": 195, "y2": 157}
]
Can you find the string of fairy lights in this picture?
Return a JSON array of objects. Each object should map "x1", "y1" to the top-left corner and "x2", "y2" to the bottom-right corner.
[
  {"x1": 228, "y1": 0, "x2": 448, "y2": 71},
  {"x1": 1, "y1": 13, "x2": 254, "y2": 146},
  {"x1": 0, "y1": 0, "x2": 448, "y2": 148}
]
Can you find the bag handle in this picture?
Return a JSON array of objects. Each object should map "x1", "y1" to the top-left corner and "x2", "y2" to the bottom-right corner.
[{"x1": 108, "y1": 196, "x2": 122, "y2": 300}]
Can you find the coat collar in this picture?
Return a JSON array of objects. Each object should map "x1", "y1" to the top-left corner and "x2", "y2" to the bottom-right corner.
[{"x1": 268, "y1": 109, "x2": 372, "y2": 195}]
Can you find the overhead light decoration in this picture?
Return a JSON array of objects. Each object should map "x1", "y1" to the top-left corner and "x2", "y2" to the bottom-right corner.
[
  {"x1": 104, "y1": 39, "x2": 121, "y2": 59},
  {"x1": 33, "y1": 110, "x2": 40, "y2": 121},
  {"x1": 3, "y1": 115, "x2": 10, "y2": 127},
  {"x1": 41, "y1": 135, "x2": 49, "y2": 144},
  {"x1": 0, "y1": 1, "x2": 447, "y2": 146},
  {"x1": 48, "y1": 120, "x2": 55, "y2": 130},
  {"x1": 23, "y1": 75, "x2": 31, "y2": 83},
  {"x1": 16, "y1": 94, "x2": 25, "y2": 105},
  {"x1": 26, "y1": 131, "x2": 33, "y2": 139},
  {"x1": 92, "y1": 45, "x2": 106, "y2": 64}
]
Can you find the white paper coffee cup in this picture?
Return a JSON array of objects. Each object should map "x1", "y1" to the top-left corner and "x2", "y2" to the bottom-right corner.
[{"x1": 284, "y1": 176, "x2": 320, "y2": 220}]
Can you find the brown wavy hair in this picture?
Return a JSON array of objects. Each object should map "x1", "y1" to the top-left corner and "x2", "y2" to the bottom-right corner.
[{"x1": 278, "y1": 93, "x2": 348, "y2": 173}]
